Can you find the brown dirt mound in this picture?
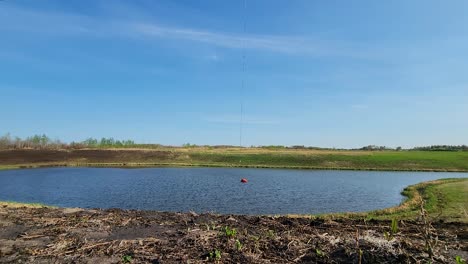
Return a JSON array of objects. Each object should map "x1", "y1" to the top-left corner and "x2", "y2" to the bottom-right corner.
[{"x1": 0, "y1": 149, "x2": 178, "y2": 165}]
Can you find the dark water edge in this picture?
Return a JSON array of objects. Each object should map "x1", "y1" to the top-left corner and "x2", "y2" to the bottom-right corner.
[{"x1": 0, "y1": 167, "x2": 466, "y2": 215}]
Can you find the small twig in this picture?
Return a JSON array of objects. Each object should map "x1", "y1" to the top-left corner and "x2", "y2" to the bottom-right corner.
[
  {"x1": 356, "y1": 228, "x2": 362, "y2": 264},
  {"x1": 77, "y1": 241, "x2": 111, "y2": 251},
  {"x1": 293, "y1": 253, "x2": 307, "y2": 262},
  {"x1": 20, "y1": 234, "x2": 47, "y2": 239},
  {"x1": 286, "y1": 239, "x2": 298, "y2": 250},
  {"x1": 419, "y1": 197, "x2": 436, "y2": 260}
]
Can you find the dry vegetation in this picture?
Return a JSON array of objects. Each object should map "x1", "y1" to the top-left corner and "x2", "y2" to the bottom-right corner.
[{"x1": 1, "y1": 206, "x2": 467, "y2": 263}]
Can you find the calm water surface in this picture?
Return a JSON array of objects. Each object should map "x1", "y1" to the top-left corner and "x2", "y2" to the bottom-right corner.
[{"x1": 0, "y1": 168, "x2": 465, "y2": 215}]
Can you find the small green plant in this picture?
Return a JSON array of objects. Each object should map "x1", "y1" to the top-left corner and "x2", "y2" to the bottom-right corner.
[
  {"x1": 250, "y1": 235, "x2": 261, "y2": 252},
  {"x1": 122, "y1": 255, "x2": 133, "y2": 263},
  {"x1": 208, "y1": 249, "x2": 222, "y2": 261},
  {"x1": 224, "y1": 226, "x2": 237, "y2": 238},
  {"x1": 315, "y1": 248, "x2": 325, "y2": 257},
  {"x1": 355, "y1": 229, "x2": 362, "y2": 264},
  {"x1": 267, "y1": 229, "x2": 275, "y2": 238},
  {"x1": 384, "y1": 218, "x2": 398, "y2": 241},
  {"x1": 204, "y1": 222, "x2": 217, "y2": 231},
  {"x1": 456, "y1": 256, "x2": 466, "y2": 264},
  {"x1": 383, "y1": 231, "x2": 391, "y2": 241},
  {"x1": 391, "y1": 218, "x2": 398, "y2": 234},
  {"x1": 235, "y1": 239, "x2": 243, "y2": 251}
]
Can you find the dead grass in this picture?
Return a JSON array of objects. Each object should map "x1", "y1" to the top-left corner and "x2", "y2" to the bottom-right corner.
[{"x1": 1, "y1": 206, "x2": 465, "y2": 263}]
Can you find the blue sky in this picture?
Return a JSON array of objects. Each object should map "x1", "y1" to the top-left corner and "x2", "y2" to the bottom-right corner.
[{"x1": 1, "y1": 0, "x2": 467, "y2": 148}]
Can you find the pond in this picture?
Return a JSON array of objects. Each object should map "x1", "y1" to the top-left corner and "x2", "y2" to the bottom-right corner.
[{"x1": 0, "y1": 167, "x2": 465, "y2": 215}]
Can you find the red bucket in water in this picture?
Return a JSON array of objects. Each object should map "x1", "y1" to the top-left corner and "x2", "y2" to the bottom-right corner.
[{"x1": 240, "y1": 178, "x2": 248, "y2": 183}]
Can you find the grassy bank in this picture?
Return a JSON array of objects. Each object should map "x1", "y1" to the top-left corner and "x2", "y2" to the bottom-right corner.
[
  {"x1": 317, "y1": 178, "x2": 468, "y2": 223},
  {"x1": 0, "y1": 201, "x2": 52, "y2": 208},
  {"x1": 0, "y1": 165, "x2": 21, "y2": 170},
  {"x1": 1, "y1": 148, "x2": 468, "y2": 172},
  {"x1": 370, "y1": 178, "x2": 468, "y2": 222}
]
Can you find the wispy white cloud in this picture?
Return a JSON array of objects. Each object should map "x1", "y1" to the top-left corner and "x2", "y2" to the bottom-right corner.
[
  {"x1": 0, "y1": 4, "x2": 369, "y2": 58},
  {"x1": 131, "y1": 22, "x2": 326, "y2": 55}
]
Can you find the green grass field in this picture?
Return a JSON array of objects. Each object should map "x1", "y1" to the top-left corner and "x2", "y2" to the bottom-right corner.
[
  {"x1": 0, "y1": 165, "x2": 20, "y2": 170},
  {"x1": 184, "y1": 149, "x2": 468, "y2": 171}
]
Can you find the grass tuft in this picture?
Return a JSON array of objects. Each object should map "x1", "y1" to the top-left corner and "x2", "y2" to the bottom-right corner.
[{"x1": 0, "y1": 201, "x2": 54, "y2": 208}]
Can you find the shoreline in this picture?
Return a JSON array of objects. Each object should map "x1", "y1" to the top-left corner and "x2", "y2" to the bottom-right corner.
[
  {"x1": 2, "y1": 178, "x2": 467, "y2": 221},
  {"x1": 3, "y1": 162, "x2": 468, "y2": 173}
]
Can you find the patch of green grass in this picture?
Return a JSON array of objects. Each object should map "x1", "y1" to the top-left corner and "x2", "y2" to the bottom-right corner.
[
  {"x1": 266, "y1": 229, "x2": 276, "y2": 238},
  {"x1": 423, "y1": 179, "x2": 468, "y2": 221},
  {"x1": 121, "y1": 254, "x2": 133, "y2": 263},
  {"x1": 208, "y1": 249, "x2": 221, "y2": 261},
  {"x1": 0, "y1": 200, "x2": 54, "y2": 208},
  {"x1": 315, "y1": 248, "x2": 326, "y2": 257},
  {"x1": 223, "y1": 226, "x2": 237, "y2": 238},
  {"x1": 0, "y1": 165, "x2": 21, "y2": 171},
  {"x1": 456, "y1": 255, "x2": 467, "y2": 264},
  {"x1": 235, "y1": 239, "x2": 243, "y2": 251},
  {"x1": 187, "y1": 150, "x2": 468, "y2": 171}
]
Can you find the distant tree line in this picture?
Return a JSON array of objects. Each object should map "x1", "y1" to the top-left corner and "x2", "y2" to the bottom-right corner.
[
  {"x1": 79, "y1": 137, "x2": 136, "y2": 148},
  {"x1": 358, "y1": 145, "x2": 468, "y2": 151},
  {"x1": 0, "y1": 134, "x2": 139, "y2": 150},
  {"x1": 358, "y1": 145, "x2": 396, "y2": 151},
  {"x1": 0, "y1": 133, "x2": 65, "y2": 149},
  {"x1": 258, "y1": 144, "x2": 468, "y2": 152},
  {"x1": 411, "y1": 145, "x2": 468, "y2": 151},
  {"x1": 1, "y1": 133, "x2": 466, "y2": 151}
]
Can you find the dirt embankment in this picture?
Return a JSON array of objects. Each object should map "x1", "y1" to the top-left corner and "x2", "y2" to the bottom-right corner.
[
  {"x1": 0, "y1": 149, "x2": 178, "y2": 165},
  {"x1": 0, "y1": 205, "x2": 466, "y2": 263}
]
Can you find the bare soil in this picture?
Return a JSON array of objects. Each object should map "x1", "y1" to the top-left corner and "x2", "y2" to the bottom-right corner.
[
  {"x1": 0, "y1": 205, "x2": 466, "y2": 263},
  {"x1": 0, "y1": 149, "x2": 178, "y2": 165}
]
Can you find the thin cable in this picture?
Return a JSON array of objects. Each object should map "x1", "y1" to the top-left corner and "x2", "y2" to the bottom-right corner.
[{"x1": 239, "y1": 0, "x2": 246, "y2": 147}]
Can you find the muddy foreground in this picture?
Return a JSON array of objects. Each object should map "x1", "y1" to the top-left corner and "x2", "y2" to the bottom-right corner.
[{"x1": 0, "y1": 205, "x2": 467, "y2": 263}]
